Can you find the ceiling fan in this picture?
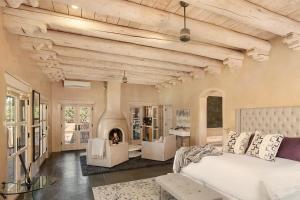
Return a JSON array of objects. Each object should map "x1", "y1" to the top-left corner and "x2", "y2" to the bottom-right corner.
[
  {"x1": 122, "y1": 70, "x2": 128, "y2": 83},
  {"x1": 179, "y1": 1, "x2": 190, "y2": 42}
]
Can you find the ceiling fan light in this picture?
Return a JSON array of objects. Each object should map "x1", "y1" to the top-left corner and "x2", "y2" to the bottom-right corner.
[
  {"x1": 180, "y1": 1, "x2": 189, "y2": 7},
  {"x1": 180, "y1": 28, "x2": 190, "y2": 42},
  {"x1": 179, "y1": 1, "x2": 190, "y2": 42},
  {"x1": 122, "y1": 76, "x2": 128, "y2": 83},
  {"x1": 122, "y1": 70, "x2": 128, "y2": 83}
]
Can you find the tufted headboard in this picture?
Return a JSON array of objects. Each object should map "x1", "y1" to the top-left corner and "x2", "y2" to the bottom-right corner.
[{"x1": 236, "y1": 107, "x2": 300, "y2": 137}]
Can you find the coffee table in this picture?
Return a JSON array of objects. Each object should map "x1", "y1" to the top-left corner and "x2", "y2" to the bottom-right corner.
[
  {"x1": 155, "y1": 173, "x2": 229, "y2": 200},
  {"x1": 0, "y1": 176, "x2": 57, "y2": 200}
]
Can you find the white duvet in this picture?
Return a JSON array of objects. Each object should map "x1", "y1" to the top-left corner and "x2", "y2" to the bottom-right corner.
[{"x1": 181, "y1": 153, "x2": 300, "y2": 200}]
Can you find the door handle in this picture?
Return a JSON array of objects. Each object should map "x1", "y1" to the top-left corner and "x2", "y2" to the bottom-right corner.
[{"x1": 75, "y1": 125, "x2": 78, "y2": 131}]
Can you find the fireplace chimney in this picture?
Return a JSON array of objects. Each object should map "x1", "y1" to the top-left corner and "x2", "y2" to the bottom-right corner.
[{"x1": 97, "y1": 82, "x2": 129, "y2": 142}]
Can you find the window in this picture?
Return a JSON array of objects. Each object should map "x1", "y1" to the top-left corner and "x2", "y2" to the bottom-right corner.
[
  {"x1": 5, "y1": 92, "x2": 29, "y2": 182},
  {"x1": 7, "y1": 126, "x2": 16, "y2": 156},
  {"x1": 6, "y1": 96, "x2": 16, "y2": 122}
]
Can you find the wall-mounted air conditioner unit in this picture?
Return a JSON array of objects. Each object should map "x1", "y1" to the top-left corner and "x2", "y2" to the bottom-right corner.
[{"x1": 63, "y1": 80, "x2": 91, "y2": 89}]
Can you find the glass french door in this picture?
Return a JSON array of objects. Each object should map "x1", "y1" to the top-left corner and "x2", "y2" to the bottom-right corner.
[
  {"x1": 40, "y1": 103, "x2": 48, "y2": 164},
  {"x1": 61, "y1": 105, "x2": 93, "y2": 151},
  {"x1": 5, "y1": 93, "x2": 29, "y2": 183}
]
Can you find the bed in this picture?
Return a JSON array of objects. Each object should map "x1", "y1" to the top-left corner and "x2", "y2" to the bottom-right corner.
[{"x1": 181, "y1": 107, "x2": 300, "y2": 200}]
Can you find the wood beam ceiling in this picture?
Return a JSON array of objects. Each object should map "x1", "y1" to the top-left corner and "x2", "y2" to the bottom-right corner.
[
  {"x1": 46, "y1": 0, "x2": 271, "y2": 57},
  {"x1": 64, "y1": 73, "x2": 159, "y2": 85},
  {"x1": 4, "y1": 0, "x2": 38, "y2": 8},
  {"x1": 3, "y1": 7, "x2": 245, "y2": 65},
  {"x1": 18, "y1": 36, "x2": 208, "y2": 83},
  {"x1": 35, "y1": 46, "x2": 204, "y2": 73},
  {"x1": 33, "y1": 54, "x2": 188, "y2": 77},
  {"x1": 185, "y1": 0, "x2": 300, "y2": 51},
  {"x1": 4, "y1": 0, "x2": 299, "y2": 85},
  {"x1": 3, "y1": 17, "x2": 225, "y2": 68},
  {"x1": 48, "y1": 64, "x2": 175, "y2": 81}
]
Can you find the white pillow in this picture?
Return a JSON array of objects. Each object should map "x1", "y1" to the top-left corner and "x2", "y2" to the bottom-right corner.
[
  {"x1": 259, "y1": 134, "x2": 283, "y2": 161},
  {"x1": 234, "y1": 132, "x2": 252, "y2": 154},
  {"x1": 263, "y1": 164, "x2": 300, "y2": 200},
  {"x1": 246, "y1": 131, "x2": 262, "y2": 157},
  {"x1": 247, "y1": 131, "x2": 283, "y2": 161}
]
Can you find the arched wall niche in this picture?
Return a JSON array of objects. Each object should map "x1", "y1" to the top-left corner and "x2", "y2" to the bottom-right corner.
[{"x1": 198, "y1": 88, "x2": 225, "y2": 145}]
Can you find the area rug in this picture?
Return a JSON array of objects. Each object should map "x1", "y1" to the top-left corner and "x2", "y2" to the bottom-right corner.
[
  {"x1": 92, "y1": 178, "x2": 175, "y2": 200},
  {"x1": 80, "y1": 156, "x2": 173, "y2": 176}
]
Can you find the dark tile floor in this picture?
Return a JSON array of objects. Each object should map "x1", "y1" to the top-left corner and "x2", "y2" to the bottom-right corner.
[{"x1": 20, "y1": 151, "x2": 173, "y2": 200}]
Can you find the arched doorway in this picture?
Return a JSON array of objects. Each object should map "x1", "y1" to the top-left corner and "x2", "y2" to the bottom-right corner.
[{"x1": 198, "y1": 88, "x2": 225, "y2": 145}]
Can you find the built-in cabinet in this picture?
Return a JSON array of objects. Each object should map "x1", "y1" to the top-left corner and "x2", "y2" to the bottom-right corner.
[
  {"x1": 129, "y1": 107, "x2": 143, "y2": 144},
  {"x1": 129, "y1": 105, "x2": 173, "y2": 143},
  {"x1": 160, "y1": 105, "x2": 173, "y2": 136},
  {"x1": 142, "y1": 106, "x2": 159, "y2": 142}
]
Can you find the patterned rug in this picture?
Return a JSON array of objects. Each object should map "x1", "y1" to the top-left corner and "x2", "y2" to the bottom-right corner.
[
  {"x1": 80, "y1": 156, "x2": 173, "y2": 176},
  {"x1": 93, "y1": 178, "x2": 176, "y2": 200}
]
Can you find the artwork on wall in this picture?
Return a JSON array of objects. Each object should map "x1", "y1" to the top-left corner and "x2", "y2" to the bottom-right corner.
[
  {"x1": 32, "y1": 90, "x2": 40, "y2": 161},
  {"x1": 207, "y1": 96, "x2": 223, "y2": 128},
  {"x1": 176, "y1": 108, "x2": 191, "y2": 128}
]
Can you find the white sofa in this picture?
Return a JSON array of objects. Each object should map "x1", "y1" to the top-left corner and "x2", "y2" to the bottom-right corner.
[
  {"x1": 87, "y1": 139, "x2": 129, "y2": 167},
  {"x1": 141, "y1": 135, "x2": 176, "y2": 161}
]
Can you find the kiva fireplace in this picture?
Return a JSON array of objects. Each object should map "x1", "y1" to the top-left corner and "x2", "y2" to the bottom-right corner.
[{"x1": 97, "y1": 81, "x2": 128, "y2": 142}]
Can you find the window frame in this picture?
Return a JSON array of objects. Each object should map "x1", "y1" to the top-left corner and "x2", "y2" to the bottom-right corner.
[{"x1": 5, "y1": 91, "x2": 29, "y2": 183}]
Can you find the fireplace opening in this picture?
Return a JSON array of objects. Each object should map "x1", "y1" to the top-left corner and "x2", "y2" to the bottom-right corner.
[{"x1": 108, "y1": 128, "x2": 123, "y2": 144}]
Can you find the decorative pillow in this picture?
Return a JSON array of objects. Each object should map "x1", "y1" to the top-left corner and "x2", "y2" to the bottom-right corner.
[
  {"x1": 276, "y1": 137, "x2": 300, "y2": 162},
  {"x1": 246, "y1": 131, "x2": 263, "y2": 157},
  {"x1": 234, "y1": 132, "x2": 252, "y2": 154},
  {"x1": 247, "y1": 131, "x2": 284, "y2": 161},
  {"x1": 223, "y1": 131, "x2": 239, "y2": 153},
  {"x1": 259, "y1": 134, "x2": 284, "y2": 161}
]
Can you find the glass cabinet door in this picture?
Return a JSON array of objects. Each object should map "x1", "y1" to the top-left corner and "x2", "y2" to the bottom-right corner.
[
  {"x1": 131, "y1": 107, "x2": 142, "y2": 143},
  {"x1": 152, "y1": 106, "x2": 159, "y2": 141}
]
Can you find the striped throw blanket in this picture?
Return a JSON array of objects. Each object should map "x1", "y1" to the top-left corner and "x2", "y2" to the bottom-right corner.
[{"x1": 173, "y1": 144, "x2": 222, "y2": 173}]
